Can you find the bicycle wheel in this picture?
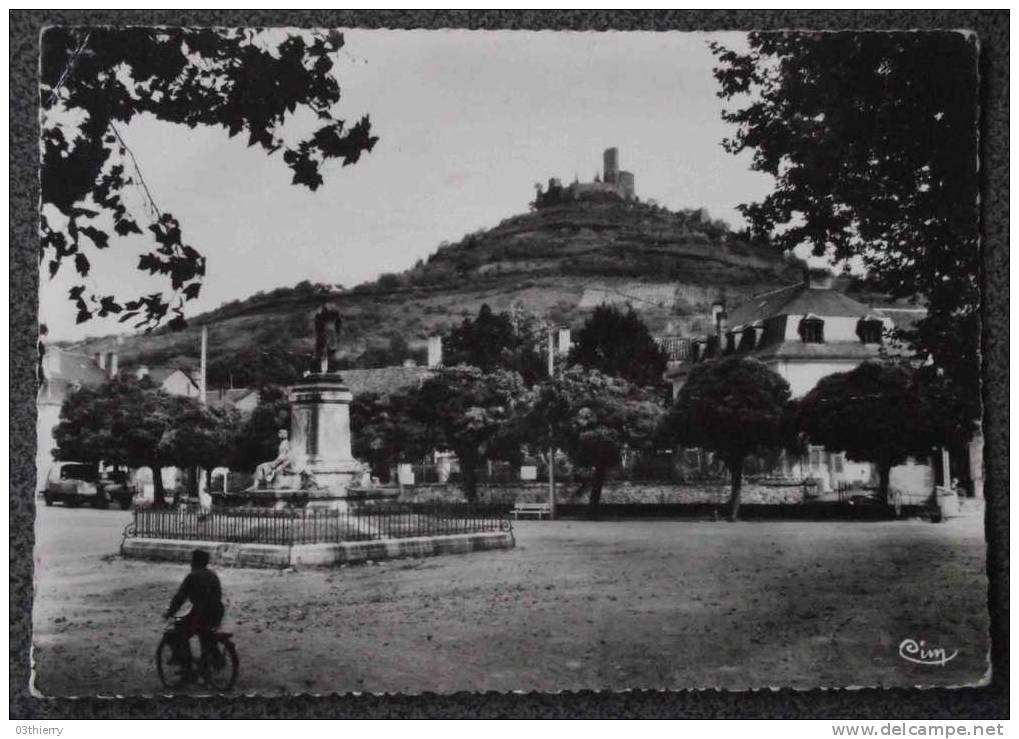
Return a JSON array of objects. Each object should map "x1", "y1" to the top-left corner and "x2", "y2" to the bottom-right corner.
[
  {"x1": 155, "y1": 636, "x2": 190, "y2": 689},
  {"x1": 202, "y1": 640, "x2": 239, "y2": 691}
]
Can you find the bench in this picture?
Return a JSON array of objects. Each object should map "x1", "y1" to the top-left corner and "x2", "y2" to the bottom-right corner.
[{"x1": 512, "y1": 502, "x2": 552, "y2": 520}]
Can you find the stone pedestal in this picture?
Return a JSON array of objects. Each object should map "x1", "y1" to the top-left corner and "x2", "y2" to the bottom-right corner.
[
  {"x1": 288, "y1": 373, "x2": 364, "y2": 507},
  {"x1": 242, "y1": 373, "x2": 399, "y2": 509}
]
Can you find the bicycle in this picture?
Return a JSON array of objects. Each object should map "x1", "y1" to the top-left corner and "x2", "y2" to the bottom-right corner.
[{"x1": 156, "y1": 617, "x2": 239, "y2": 690}]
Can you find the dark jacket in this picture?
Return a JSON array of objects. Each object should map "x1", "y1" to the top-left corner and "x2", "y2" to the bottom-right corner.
[{"x1": 168, "y1": 567, "x2": 224, "y2": 624}]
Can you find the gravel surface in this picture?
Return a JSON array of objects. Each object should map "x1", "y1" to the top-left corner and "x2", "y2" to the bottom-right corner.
[{"x1": 31, "y1": 504, "x2": 989, "y2": 696}]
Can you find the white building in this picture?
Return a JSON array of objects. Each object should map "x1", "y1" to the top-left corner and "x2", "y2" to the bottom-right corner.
[
  {"x1": 665, "y1": 272, "x2": 940, "y2": 501},
  {"x1": 36, "y1": 347, "x2": 111, "y2": 489},
  {"x1": 36, "y1": 348, "x2": 203, "y2": 493}
]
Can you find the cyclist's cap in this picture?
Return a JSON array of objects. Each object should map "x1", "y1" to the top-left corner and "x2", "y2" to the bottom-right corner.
[{"x1": 191, "y1": 549, "x2": 210, "y2": 568}]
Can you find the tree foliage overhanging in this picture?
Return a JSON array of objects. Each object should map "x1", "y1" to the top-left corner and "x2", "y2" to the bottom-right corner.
[
  {"x1": 711, "y1": 31, "x2": 981, "y2": 435},
  {"x1": 40, "y1": 27, "x2": 378, "y2": 330}
]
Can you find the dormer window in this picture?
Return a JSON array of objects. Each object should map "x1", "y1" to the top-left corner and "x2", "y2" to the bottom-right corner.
[
  {"x1": 738, "y1": 326, "x2": 755, "y2": 352},
  {"x1": 857, "y1": 316, "x2": 884, "y2": 344},
  {"x1": 724, "y1": 330, "x2": 738, "y2": 354},
  {"x1": 744, "y1": 320, "x2": 765, "y2": 351},
  {"x1": 798, "y1": 314, "x2": 825, "y2": 343}
]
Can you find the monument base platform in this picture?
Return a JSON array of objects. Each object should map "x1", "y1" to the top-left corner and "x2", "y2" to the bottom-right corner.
[
  {"x1": 122, "y1": 531, "x2": 515, "y2": 569},
  {"x1": 224, "y1": 485, "x2": 401, "y2": 510}
]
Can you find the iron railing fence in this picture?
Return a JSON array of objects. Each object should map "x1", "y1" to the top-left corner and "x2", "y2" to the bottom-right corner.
[{"x1": 129, "y1": 502, "x2": 512, "y2": 546}]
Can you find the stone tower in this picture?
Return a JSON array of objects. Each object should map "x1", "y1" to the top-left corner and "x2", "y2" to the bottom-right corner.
[{"x1": 603, "y1": 147, "x2": 619, "y2": 184}]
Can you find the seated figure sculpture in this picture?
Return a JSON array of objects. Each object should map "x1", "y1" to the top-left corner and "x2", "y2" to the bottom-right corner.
[{"x1": 255, "y1": 429, "x2": 314, "y2": 489}]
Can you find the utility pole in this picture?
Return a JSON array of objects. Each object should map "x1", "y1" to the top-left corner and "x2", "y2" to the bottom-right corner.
[
  {"x1": 197, "y1": 325, "x2": 210, "y2": 507},
  {"x1": 547, "y1": 325, "x2": 556, "y2": 520},
  {"x1": 200, "y1": 325, "x2": 208, "y2": 406}
]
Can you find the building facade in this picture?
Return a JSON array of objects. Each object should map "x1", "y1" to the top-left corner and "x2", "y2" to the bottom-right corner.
[{"x1": 664, "y1": 272, "x2": 937, "y2": 501}]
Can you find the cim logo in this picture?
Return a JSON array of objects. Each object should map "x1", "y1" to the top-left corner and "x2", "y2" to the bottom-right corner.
[{"x1": 898, "y1": 638, "x2": 959, "y2": 667}]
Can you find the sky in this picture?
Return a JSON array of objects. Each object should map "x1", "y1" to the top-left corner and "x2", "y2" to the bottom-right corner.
[{"x1": 41, "y1": 30, "x2": 778, "y2": 342}]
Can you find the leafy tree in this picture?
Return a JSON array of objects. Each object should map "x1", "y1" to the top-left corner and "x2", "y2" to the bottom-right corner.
[
  {"x1": 444, "y1": 304, "x2": 545, "y2": 384},
  {"x1": 350, "y1": 390, "x2": 432, "y2": 483},
  {"x1": 158, "y1": 398, "x2": 240, "y2": 494},
  {"x1": 352, "y1": 333, "x2": 422, "y2": 369},
  {"x1": 797, "y1": 361, "x2": 932, "y2": 503},
  {"x1": 662, "y1": 357, "x2": 792, "y2": 520},
  {"x1": 207, "y1": 342, "x2": 306, "y2": 389},
  {"x1": 524, "y1": 367, "x2": 664, "y2": 509},
  {"x1": 41, "y1": 27, "x2": 378, "y2": 329},
  {"x1": 568, "y1": 304, "x2": 667, "y2": 388},
  {"x1": 711, "y1": 32, "x2": 980, "y2": 438},
  {"x1": 229, "y1": 385, "x2": 291, "y2": 473},
  {"x1": 407, "y1": 366, "x2": 528, "y2": 502},
  {"x1": 53, "y1": 378, "x2": 178, "y2": 505}
]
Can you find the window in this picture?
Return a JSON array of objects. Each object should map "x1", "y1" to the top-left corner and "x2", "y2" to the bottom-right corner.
[
  {"x1": 738, "y1": 327, "x2": 756, "y2": 352},
  {"x1": 857, "y1": 317, "x2": 884, "y2": 344},
  {"x1": 808, "y1": 446, "x2": 824, "y2": 471},
  {"x1": 799, "y1": 315, "x2": 825, "y2": 343},
  {"x1": 833, "y1": 453, "x2": 845, "y2": 473}
]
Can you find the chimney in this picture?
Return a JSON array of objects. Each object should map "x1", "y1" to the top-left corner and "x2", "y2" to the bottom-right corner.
[
  {"x1": 95, "y1": 352, "x2": 107, "y2": 371},
  {"x1": 806, "y1": 268, "x2": 835, "y2": 289},
  {"x1": 108, "y1": 352, "x2": 118, "y2": 379},
  {"x1": 711, "y1": 301, "x2": 727, "y2": 336},
  {"x1": 427, "y1": 335, "x2": 443, "y2": 369},
  {"x1": 557, "y1": 326, "x2": 572, "y2": 356}
]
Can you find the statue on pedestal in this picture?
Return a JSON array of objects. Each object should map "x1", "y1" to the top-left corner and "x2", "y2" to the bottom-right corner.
[{"x1": 313, "y1": 305, "x2": 343, "y2": 374}]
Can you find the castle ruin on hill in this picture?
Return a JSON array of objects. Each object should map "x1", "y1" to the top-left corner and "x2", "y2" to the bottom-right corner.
[{"x1": 533, "y1": 147, "x2": 637, "y2": 208}]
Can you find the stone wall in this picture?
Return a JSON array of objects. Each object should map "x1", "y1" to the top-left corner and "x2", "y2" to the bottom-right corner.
[{"x1": 396, "y1": 480, "x2": 809, "y2": 506}]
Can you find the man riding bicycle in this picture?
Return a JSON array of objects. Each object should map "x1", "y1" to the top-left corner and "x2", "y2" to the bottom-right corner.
[{"x1": 163, "y1": 549, "x2": 225, "y2": 681}]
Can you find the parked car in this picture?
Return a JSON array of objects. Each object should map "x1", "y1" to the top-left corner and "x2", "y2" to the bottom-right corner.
[{"x1": 42, "y1": 462, "x2": 137, "y2": 509}]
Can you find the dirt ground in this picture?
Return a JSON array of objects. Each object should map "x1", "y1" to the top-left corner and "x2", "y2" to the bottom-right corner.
[{"x1": 31, "y1": 505, "x2": 990, "y2": 696}]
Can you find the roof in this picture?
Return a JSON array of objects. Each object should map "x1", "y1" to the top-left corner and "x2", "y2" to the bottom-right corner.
[
  {"x1": 37, "y1": 349, "x2": 109, "y2": 406},
  {"x1": 206, "y1": 388, "x2": 258, "y2": 409},
  {"x1": 872, "y1": 306, "x2": 927, "y2": 333},
  {"x1": 726, "y1": 283, "x2": 874, "y2": 326},
  {"x1": 44, "y1": 350, "x2": 109, "y2": 386},
  {"x1": 340, "y1": 366, "x2": 434, "y2": 398},
  {"x1": 144, "y1": 367, "x2": 196, "y2": 387},
  {"x1": 752, "y1": 341, "x2": 888, "y2": 362}
]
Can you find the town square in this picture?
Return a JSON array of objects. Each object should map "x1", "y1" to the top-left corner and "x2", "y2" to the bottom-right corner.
[{"x1": 24, "y1": 24, "x2": 991, "y2": 700}]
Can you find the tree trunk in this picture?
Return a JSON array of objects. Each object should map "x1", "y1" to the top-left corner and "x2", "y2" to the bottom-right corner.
[
  {"x1": 151, "y1": 464, "x2": 166, "y2": 508},
  {"x1": 877, "y1": 460, "x2": 892, "y2": 504},
  {"x1": 460, "y1": 454, "x2": 478, "y2": 503},
  {"x1": 589, "y1": 465, "x2": 607, "y2": 513},
  {"x1": 728, "y1": 456, "x2": 744, "y2": 521}
]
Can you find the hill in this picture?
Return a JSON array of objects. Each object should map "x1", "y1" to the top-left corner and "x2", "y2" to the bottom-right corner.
[{"x1": 75, "y1": 198, "x2": 804, "y2": 388}]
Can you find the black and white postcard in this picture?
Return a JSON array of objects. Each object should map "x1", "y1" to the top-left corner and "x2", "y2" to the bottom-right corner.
[{"x1": 29, "y1": 26, "x2": 990, "y2": 699}]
